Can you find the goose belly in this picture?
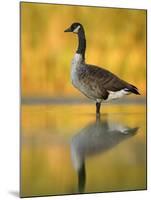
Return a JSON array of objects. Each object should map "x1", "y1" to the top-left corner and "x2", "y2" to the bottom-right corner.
[
  {"x1": 71, "y1": 66, "x2": 93, "y2": 99},
  {"x1": 71, "y1": 68, "x2": 86, "y2": 92}
]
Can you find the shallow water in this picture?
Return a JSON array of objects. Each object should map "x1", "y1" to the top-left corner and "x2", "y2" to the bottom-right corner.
[{"x1": 21, "y1": 103, "x2": 146, "y2": 197}]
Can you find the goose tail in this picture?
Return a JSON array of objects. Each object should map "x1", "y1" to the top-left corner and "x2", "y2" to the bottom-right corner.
[{"x1": 125, "y1": 84, "x2": 140, "y2": 95}]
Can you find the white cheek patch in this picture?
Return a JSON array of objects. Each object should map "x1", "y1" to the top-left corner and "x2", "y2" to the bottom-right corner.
[{"x1": 73, "y1": 25, "x2": 81, "y2": 33}]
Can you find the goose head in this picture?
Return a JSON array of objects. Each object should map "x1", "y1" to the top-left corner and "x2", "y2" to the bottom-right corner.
[{"x1": 64, "y1": 22, "x2": 83, "y2": 34}]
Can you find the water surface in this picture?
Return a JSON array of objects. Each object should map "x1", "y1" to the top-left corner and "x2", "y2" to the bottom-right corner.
[{"x1": 21, "y1": 103, "x2": 146, "y2": 197}]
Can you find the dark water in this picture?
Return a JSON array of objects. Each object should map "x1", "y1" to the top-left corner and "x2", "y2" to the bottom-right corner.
[{"x1": 21, "y1": 103, "x2": 146, "y2": 197}]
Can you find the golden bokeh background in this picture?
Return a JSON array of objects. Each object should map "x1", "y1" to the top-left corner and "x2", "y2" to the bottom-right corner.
[{"x1": 21, "y1": 2, "x2": 146, "y2": 97}]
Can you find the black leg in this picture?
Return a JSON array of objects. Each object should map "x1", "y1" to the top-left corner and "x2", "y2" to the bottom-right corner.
[
  {"x1": 78, "y1": 163, "x2": 86, "y2": 193},
  {"x1": 96, "y1": 102, "x2": 101, "y2": 115}
]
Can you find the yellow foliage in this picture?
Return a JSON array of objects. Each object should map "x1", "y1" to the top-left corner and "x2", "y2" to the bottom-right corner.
[{"x1": 21, "y1": 3, "x2": 146, "y2": 97}]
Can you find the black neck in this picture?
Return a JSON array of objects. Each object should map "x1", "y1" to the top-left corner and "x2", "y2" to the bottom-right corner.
[{"x1": 76, "y1": 28, "x2": 86, "y2": 61}]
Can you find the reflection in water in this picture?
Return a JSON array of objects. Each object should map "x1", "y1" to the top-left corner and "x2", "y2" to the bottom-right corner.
[
  {"x1": 71, "y1": 115, "x2": 139, "y2": 193},
  {"x1": 21, "y1": 104, "x2": 146, "y2": 197}
]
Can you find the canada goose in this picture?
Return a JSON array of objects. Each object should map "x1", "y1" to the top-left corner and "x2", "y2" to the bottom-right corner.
[
  {"x1": 71, "y1": 115, "x2": 139, "y2": 192},
  {"x1": 64, "y1": 22, "x2": 140, "y2": 115}
]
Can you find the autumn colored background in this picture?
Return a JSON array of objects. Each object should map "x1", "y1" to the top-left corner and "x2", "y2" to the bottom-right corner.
[{"x1": 21, "y1": 3, "x2": 146, "y2": 98}]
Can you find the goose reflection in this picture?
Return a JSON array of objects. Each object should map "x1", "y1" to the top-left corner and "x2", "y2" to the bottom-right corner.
[{"x1": 70, "y1": 115, "x2": 139, "y2": 193}]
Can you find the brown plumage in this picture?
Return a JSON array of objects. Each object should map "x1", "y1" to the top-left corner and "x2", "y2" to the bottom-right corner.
[{"x1": 76, "y1": 64, "x2": 140, "y2": 100}]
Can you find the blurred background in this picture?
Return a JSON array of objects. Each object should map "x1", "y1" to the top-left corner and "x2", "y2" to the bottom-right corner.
[{"x1": 21, "y1": 3, "x2": 146, "y2": 98}]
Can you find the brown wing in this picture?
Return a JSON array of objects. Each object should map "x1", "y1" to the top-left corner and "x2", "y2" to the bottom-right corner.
[
  {"x1": 86, "y1": 65, "x2": 140, "y2": 94},
  {"x1": 87, "y1": 64, "x2": 129, "y2": 90},
  {"x1": 76, "y1": 64, "x2": 139, "y2": 99},
  {"x1": 78, "y1": 64, "x2": 134, "y2": 100}
]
